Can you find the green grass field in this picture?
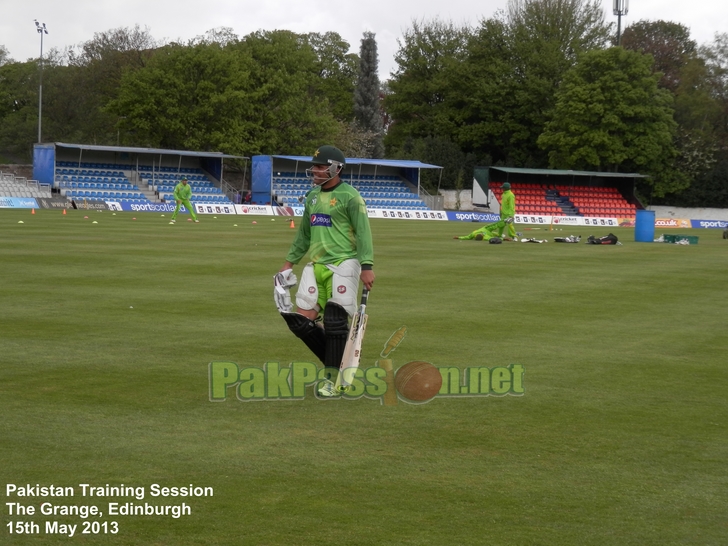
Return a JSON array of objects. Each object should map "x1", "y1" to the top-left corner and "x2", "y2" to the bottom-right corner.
[{"x1": 1, "y1": 208, "x2": 727, "y2": 545}]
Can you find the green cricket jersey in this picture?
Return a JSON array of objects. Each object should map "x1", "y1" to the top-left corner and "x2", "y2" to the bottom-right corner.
[
  {"x1": 286, "y1": 182, "x2": 374, "y2": 267},
  {"x1": 174, "y1": 182, "x2": 192, "y2": 201},
  {"x1": 501, "y1": 189, "x2": 515, "y2": 217}
]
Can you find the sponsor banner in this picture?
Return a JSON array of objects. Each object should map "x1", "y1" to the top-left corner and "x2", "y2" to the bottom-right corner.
[
  {"x1": 0, "y1": 196, "x2": 39, "y2": 209},
  {"x1": 618, "y1": 218, "x2": 635, "y2": 227},
  {"x1": 447, "y1": 211, "x2": 500, "y2": 223},
  {"x1": 372, "y1": 209, "x2": 448, "y2": 221},
  {"x1": 36, "y1": 197, "x2": 70, "y2": 209},
  {"x1": 195, "y1": 203, "x2": 236, "y2": 215},
  {"x1": 691, "y1": 219, "x2": 728, "y2": 229},
  {"x1": 552, "y1": 215, "x2": 620, "y2": 227},
  {"x1": 72, "y1": 199, "x2": 108, "y2": 211},
  {"x1": 235, "y1": 204, "x2": 274, "y2": 216},
  {"x1": 516, "y1": 214, "x2": 552, "y2": 225},
  {"x1": 105, "y1": 201, "x2": 185, "y2": 213},
  {"x1": 655, "y1": 218, "x2": 691, "y2": 229}
]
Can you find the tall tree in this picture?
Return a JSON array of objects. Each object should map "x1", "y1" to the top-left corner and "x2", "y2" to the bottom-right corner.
[
  {"x1": 503, "y1": 0, "x2": 612, "y2": 165},
  {"x1": 109, "y1": 31, "x2": 339, "y2": 155},
  {"x1": 353, "y1": 32, "x2": 384, "y2": 158},
  {"x1": 656, "y1": 32, "x2": 728, "y2": 207},
  {"x1": 537, "y1": 47, "x2": 684, "y2": 197},
  {"x1": 304, "y1": 32, "x2": 358, "y2": 122},
  {"x1": 620, "y1": 20, "x2": 696, "y2": 92},
  {"x1": 384, "y1": 19, "x2": 470, "y2": 151},
  {"x1": 0, "y1": 60, "x2": 39, "y2": 160}
]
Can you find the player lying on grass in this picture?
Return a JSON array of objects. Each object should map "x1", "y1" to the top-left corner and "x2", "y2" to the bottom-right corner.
[
  {"x1": 454, "y1": 218, "x2": 517, "y2": 241},
  {"x1": 274, "y1": 145, "x2": 375, "y2": 398}
]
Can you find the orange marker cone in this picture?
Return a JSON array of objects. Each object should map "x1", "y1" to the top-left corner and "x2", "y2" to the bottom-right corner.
[
  {"x1": 31, "y1": 208, "x2": 35, "y2": 214},
  {"x1": 62, "y1": 209, "x2": 66, "y2": 215},
  {"x1": 289, "y1": 219, "x2": 295, "y2": 229}
]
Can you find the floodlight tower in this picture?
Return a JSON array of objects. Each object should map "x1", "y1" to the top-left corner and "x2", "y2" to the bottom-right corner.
[
  {"x1": 613, "y1": 0, "x2": 629, "y2": 46},
  {"x1": 34, "y1": 20, "x2": 48, "y2": 143}
]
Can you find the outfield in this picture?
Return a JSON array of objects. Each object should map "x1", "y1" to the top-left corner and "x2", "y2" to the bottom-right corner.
[{"x1": 1, "y1": 208, "x2": 726, "y2": 545}]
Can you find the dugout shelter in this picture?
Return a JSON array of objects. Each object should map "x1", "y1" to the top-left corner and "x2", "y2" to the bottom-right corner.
[
  {"x1": 473, "y1": 166, "x2": 648, "y2": 218},
  {"x1": 33, "y1": 143, "x2": 247, "y2": 204}
]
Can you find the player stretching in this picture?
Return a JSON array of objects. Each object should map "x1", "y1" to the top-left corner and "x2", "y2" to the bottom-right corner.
[
  {"x1": 454, "y1": 217, "x2": 514, "y2": 241},
  {"x1": 274, "y1": 146, "x2": 374, "y2": 397},
  {"x1": 169, "y1": 177, "x2": 199, "y2": 224}
]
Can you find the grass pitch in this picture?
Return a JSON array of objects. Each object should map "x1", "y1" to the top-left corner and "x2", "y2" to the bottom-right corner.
[{"x1": 1, "y1": 208, "x2": 727, "y2": 545}]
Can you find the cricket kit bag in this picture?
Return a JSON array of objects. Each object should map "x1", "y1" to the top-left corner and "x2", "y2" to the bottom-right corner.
[{"x1": 586, "y1": 233, "x2": 619, "y2": 245}]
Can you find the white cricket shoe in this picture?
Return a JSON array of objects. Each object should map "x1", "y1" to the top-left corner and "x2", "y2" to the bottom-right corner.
[{"x1": 316, "y1": 379, "x2": 342, "y2": 398}]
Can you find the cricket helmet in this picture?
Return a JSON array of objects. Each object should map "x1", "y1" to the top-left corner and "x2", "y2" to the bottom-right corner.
[
  {"x1": 312, "y1": 145, "x2": 346, "y2": 169},
  {"x1": 308, "y1": 145, "x2": 346, "y2": 184},
  {"x1": 501, "y1": 182, "x2": 511, "y2": 190}
]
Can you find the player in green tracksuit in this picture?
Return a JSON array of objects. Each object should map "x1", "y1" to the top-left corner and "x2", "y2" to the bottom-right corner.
[
  {"x1": 277, "y1": 145, "x2": 374, "y2": 397},
  {"x1": 454, "y1": 218, "x2": 512, "y2": 241},
  {"x1": 170, "y1": 177, "x2": 199, "y2": 223},
  {"x1": 497, "y1": 182, "x2": 516, "y2": 239}
]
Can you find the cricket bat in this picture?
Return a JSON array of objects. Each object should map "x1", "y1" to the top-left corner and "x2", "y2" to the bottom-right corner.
[{"x1": 335, "y1": 289, "x2": 370, "y2": 391}]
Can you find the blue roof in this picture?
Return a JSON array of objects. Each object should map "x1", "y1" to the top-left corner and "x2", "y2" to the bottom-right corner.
[
  {"x1": 272, "y1": 155, "x2": 442, "y2": 169},
  {"x1": 54, "y1": 142, "x2": 247, "y2": 160}
]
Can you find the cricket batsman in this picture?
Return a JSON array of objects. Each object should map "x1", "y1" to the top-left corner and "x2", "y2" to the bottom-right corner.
[
  {"x1": 497, "y1": 182, "x2": 517, "y2": 240},
  {"x1": 169, "y1": 177, "x2": 199, "y2": 224},
  {"x1": 274, "y1": 145, "x2": 374, "y2": 397}
]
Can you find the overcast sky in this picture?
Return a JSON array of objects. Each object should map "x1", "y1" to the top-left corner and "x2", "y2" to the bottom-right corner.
[{"x1": 2, "y1": 0, "x2": 726, "y2": 79}]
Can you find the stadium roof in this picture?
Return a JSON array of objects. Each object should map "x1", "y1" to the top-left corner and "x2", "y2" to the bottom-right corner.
[
  {"x1": 488, "y1": 166, "x2": 647, "y2": 178},
  {"x1": 54, "y1": 142, "x2": 247, "y2": 160},
  {"x1": 272, "y1": 156, "x2": 442, "y2": 169}
]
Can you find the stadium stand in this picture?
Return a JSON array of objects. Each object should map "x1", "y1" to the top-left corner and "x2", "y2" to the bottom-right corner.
[
  {"x1": 490, "y1": 182, "x2": 637, "y2": 218},
  {"x1": 272, "y1": 172, "x2": 429, "y2": 211},
  {"x1": 1, "y1": 171, "x2": 52, "y2": 199},
  {"x1": 53, "y1": 162, "x2": 232, "y2": 205}
]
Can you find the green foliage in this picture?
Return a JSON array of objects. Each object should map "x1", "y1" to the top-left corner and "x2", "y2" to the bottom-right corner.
[
  {"x1": 384, "y1": 19, "x2": 471, "y2": 152},
  {"x1": 396, "y1": 135, "x2": 475, "y2": 191},
  {"x1": 107, "y1": 32, "x2": 340, "y2": 155},
  {"x1": 353, "y1": 32, "x2": 384, "y2": 158},
  {"x1": 304, "y1": 32, "x2": 358, "y2": 122},
  {"x1": 0, "y1": 44, "x2": 12, "y2": 66},
  {"x1": 0, "y1": 60, "x2": 41, "y2": 160},
  {"x1": 621, "y1": 20, "x2": 697, "y2": 92},
  {"x1": 538, "y1": 47, "x2": 685, "y2": 196}
]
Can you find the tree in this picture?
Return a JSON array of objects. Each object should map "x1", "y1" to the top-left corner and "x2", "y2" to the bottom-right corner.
[
  {"x1": 501, "y1": 0, "x2": 612, "y2": 165},
  {"x1": 0, "y1": 60, "x2": 39, "y2": 160},
  {"x1": 108, "y1": 31, "x2": 339, "y2": 155},
  {"x1": 236, "y1": 30, "x2": 338, "y2": 154},
  {"x1": 655, "y1": 32, "x2": 728, "y2": 207},
  {"x1": 304, "y1": 32, "x2": 358, "y2": 122},
  {"x1": 0, "y1": 45, "x2": 12, "y2": 67},
  {"x1": 385, "y1": 19, "x2": 470, "y2": 150},
  {"x1": 538, "y1": 47, "x2": 684, "y2": 197},
  {"x1": 108, "y1": 42, "x2": 259, "y2": 153},
  {"x1": 621, "y1": 20, "x2": 697, "y2": 93},
  {"x1": 452, "y1": 16, "x2": 520, "y2": 165},
  {"x1": 353, "y1": 32, "x2": 384, "y2": 158}
]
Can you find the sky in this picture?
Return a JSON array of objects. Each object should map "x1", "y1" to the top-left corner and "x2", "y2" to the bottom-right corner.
[{"x1": 2, "y1": 0, "x2": 726, "y2": 79}]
